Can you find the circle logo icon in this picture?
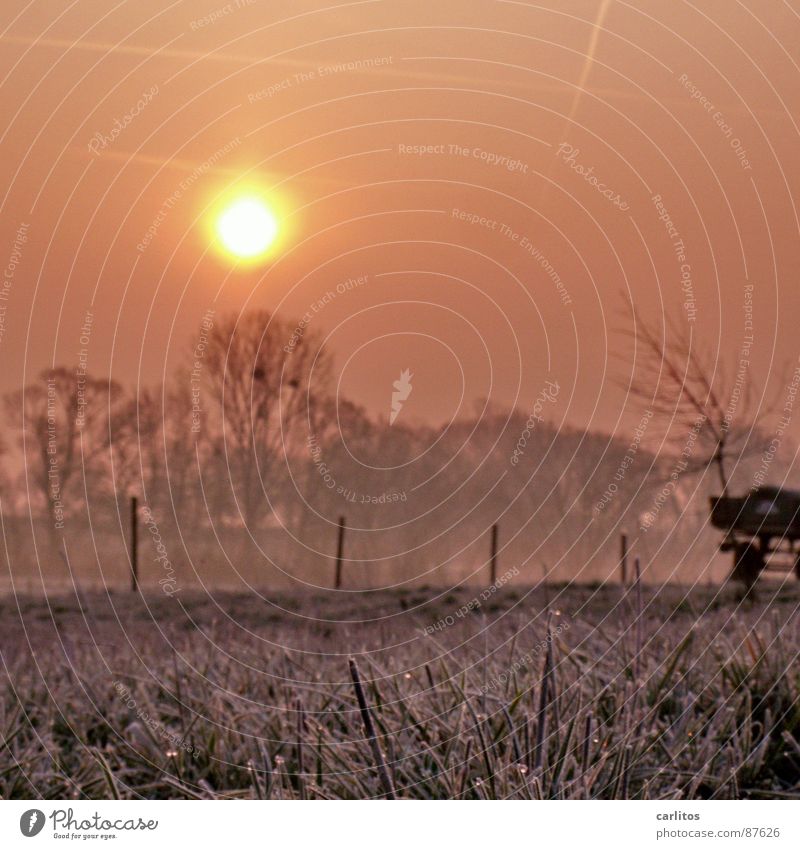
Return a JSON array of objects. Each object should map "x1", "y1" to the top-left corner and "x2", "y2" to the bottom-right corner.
[{"x1": 20, "y1": 810, "x2": 45, "y2": 837}]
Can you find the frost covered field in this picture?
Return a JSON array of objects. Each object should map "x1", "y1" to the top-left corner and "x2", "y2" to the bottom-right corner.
[{"x1": 2, "y1": 582, "x2": 798, "y2": 800}]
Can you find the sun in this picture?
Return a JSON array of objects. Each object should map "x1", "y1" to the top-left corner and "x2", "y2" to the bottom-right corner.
[{"x1": 215, "y1": 195, "x2": 279, "y2": 260}]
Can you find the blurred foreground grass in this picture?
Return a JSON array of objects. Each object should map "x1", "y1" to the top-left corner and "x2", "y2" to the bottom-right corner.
[{"x1": 1, "y1": 582, "x2": 798, "y2": 799}]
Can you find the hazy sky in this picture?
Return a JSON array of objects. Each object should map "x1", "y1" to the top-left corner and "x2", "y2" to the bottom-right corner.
[{"x1": 1, "y1": 0, "x2": 799, "y2": 439}]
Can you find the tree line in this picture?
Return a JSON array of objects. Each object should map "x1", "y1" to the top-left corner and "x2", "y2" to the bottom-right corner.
[{"x1": 0, "y1": 307, "x2": 786, "y2": 587}]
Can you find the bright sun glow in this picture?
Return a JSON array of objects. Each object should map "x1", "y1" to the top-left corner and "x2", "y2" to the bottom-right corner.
[{"x1": 215, "y1": 196, "x2": 279, "y2": 260}]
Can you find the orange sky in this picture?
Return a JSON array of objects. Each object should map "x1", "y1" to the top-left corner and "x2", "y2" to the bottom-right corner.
[{"x1": 1, "y1": 0, "x2": 799, "y2": 440}]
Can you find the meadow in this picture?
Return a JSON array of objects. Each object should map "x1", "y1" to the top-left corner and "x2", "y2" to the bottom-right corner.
[{"x1": 1, "y1": 581, "x2": 798, "y2": 800}]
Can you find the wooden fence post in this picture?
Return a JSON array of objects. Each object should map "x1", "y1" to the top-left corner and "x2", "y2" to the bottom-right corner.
[
  {"x1": 620, "y1": 532, "x2": 628, "y2": 587},
  {"x1": 335, "y1": 516, "x2": 346, "y2": 589},
  {"x1": 489, "y1": 523, "x2": 498, "y2": 585},
  {"x1": 130, "y1": 495, "x2": 139, "y2": 592}
]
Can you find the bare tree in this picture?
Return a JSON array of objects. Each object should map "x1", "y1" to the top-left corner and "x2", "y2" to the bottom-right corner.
[
  {"x1": 4, "y1": 368, "x2": 124, "y2": 528},
  {"x1": 201, "y1": 309, "x2": 331, "y2": 527},
  {"x1": 623, "y1": 308, "x2": 775, "y2": 496},
  {"x1": 108, "y1": 382, "x2": 183, "y2": 511}
]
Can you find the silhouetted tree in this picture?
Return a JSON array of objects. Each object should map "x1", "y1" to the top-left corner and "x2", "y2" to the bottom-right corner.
[
  {"x1": 201, "y1": 310, "x2": 331, "y2": 527},
  {"x1": 623, "y1": 308, "x2": 775, "y2": 496},
  {"x1": 4, "y1": 368, "x2": 124, "y2": 530}
]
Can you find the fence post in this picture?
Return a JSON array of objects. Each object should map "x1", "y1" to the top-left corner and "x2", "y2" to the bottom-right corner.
[
  {"x1": 130, "y1": 495, "x2": 139, "y2": 593},
  {"x1": 620, "y1": 532, "x2": 628, "y2": 587},
  {"x1": 489, "y1": 523, "x2": 498, "y2": 585},
  {"x1": 335, "y1": 516, "x2": 346, "y2": 589}
]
